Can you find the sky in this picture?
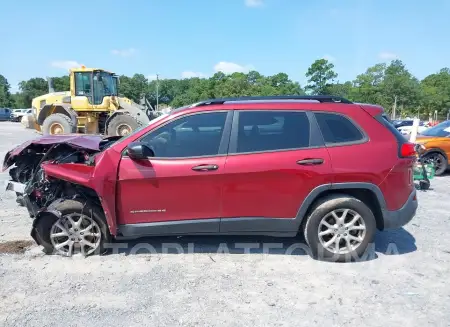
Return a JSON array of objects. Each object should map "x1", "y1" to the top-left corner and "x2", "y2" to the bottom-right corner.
[{"x1": 1, "y1": 0, "x2": 449, "y2": 92}]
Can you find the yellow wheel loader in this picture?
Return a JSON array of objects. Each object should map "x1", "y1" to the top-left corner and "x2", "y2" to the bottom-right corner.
[{"x1": 29, "y1": 66, "x2": 156, "y2": 136}]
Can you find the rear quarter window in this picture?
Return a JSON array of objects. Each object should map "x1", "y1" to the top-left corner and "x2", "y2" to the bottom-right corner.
[
  {"x1": 377, "y1": 114, "x2": 408, "y2": 143},
  {"x1": 315, "y1": 112, "x2": 366, "y2": 145}
]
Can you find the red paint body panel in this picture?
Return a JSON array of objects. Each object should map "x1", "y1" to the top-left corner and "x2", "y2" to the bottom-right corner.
[
  {"x1": 43, "y1": 163, "x2": 94, "y2": 185},
  {"x1": 116, "y1": 156, "x2": 226, "y2": 224},
  {"x1": 27, "y1": 100, "x2": 415, "y2": 236},
  {"x1": 378, "y1": 159, "x2": 415, "y2": 210},
  {"x1": 320, "y1": 105, "x2": 414, "y2": 210},
  {"x1": 222, "y1": 148, "x2": 333, "y2": 218},
  {"x1": 42, "y1": 149, "x2": 123, "y2": 235}
]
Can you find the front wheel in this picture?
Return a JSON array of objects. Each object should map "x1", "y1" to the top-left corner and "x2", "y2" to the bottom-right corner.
[
  {"x1": 107, "y1": 114, "x2": 140, "y2": 137},
  {"x1": 34, "y1": 199, "x2": 111, "y2": 256},
  {"x1": 42, "y1": 113, "x2": 77, "y2": 135},
  {"x1": 304, "y1": 195, "x2": 376, "y2": 262}
]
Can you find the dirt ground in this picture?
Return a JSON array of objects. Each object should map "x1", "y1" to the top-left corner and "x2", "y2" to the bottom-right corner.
[{"x1": 1, "y1": 121, "x2": 450, "y2": 327}]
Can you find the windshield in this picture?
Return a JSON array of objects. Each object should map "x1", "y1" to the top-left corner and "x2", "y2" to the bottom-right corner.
[{"x1": 421, "y1": 120, "x2": 450, "y2": 137}]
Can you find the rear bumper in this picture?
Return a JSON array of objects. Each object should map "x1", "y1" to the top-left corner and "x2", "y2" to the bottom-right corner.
[{"x1": 382, "y1": 189, "x2": 417, "y2": 229}]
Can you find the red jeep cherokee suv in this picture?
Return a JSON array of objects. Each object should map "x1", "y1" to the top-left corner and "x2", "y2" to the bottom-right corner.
[{"x1": 3, "y1": 96, "x2": 418, "y2": 261}]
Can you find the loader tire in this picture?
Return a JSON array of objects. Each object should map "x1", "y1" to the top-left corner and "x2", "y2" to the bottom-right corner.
[
  {"x1": 107, "y1": 114, "x2": 140, "y2": 137},
  {"x1": 42, "y1": 113, "x2": 77, "y2": 135}
]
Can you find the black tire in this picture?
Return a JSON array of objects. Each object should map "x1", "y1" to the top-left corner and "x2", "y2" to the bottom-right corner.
[
  {"x1": 34, "y1": 199, "x2": 111, "y2": 256},
  {"x1": 42, "y1": 113, "x2": 77, "y2": 135},
  {"x1": 107, "y1": 114, "x2": 140, "y2": 136},
  {"x1": 423, "y1": 152, "x2": 448, "y2": 176},
  {"x1": 304, "y1": 194, "x2": 377, "y2": 262}
]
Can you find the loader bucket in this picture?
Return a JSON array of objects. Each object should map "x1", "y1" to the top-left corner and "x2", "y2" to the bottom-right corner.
[{"x1": 118, "y1": 98, "x2": 151, "y2": 125}]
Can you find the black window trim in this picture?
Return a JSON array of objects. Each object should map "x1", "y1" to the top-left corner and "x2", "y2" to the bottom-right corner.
[
  {"x1": 122, "y1": 110, "x2": 233, "y2": 160},
  {"x1": 227, "y1": 109, "x2": 324, "y2": 156},
  {"x1": 311, "y1": 111, "x2": 369, "y2": 147}
]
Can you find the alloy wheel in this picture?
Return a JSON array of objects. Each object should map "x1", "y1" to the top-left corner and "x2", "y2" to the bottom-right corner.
[
  {"x1": 425, "y1": 153, "x2": 446, "y2": 175},
  {"x1": 317, "y1": 209, "x2": 366, "y2": 255},
  {"x1": 50, "y1": 213, "x2": 101, "y2": 256}
]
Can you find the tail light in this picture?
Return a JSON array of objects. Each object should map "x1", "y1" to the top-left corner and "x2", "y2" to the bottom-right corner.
[{"x1": 400, "y1": 142, "x2": 416, "y2": 158}]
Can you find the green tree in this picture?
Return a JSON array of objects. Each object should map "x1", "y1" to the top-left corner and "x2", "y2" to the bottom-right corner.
[
  {"x1": 52, "y1": 76, "x2": 70, "y2": 92},
  {"x1": 305, "y1": 59, "x2": 338, "y2": 95},
  {"x1": 18, "y1": 78, "x2": 48, "y2": 107},
  {"x1": 327, "y1": 81, "x2": 353, "y2": 98},
  {"x1": 380, "y1": 60, "x2": 421, "y2": 116},
  {"x1": 11, "y1": 93, "x2": 27, "y2": 109},
  {"x1": 0, "y1": 74, "x2": 13, "y2": 107},
  {"x1": 420, "y1": 68, "x2": 450, "y2": 118},
  {"x1": 118, "y1": 74, "x2": 149, "y2": 103},
  {"x1": 350, "y1": 63, "x2": 386, "y2": 104}
]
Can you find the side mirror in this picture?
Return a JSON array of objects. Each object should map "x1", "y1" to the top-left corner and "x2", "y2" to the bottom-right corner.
[{"x1": 127, "y1": 142, "x2": 155, "y2": 160}]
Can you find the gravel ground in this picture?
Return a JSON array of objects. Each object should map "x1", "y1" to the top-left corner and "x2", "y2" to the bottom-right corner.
[{"x1": 1, "y1": 121, "x2": 450, "y2": 327}]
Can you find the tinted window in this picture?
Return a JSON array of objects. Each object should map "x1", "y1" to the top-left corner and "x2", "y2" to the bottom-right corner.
[
  {"x1": 235, "y1": 111, "x2": 310, "y2": 153},
  {"x1": 378, "y1": 114, "x2": 407, "y2": 143},
  {"x1": 315, "y1": 112, "x2": 364, "y2": 144},
  {"x1": 75, "y1": 72, "x2": 92, "y2": 96},
  {"x1": 141, "y1": 112, "x2": 227, "y2": 158}
]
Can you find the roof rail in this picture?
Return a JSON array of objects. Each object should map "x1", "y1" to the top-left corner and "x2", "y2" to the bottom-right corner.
[{"x1": 190, "y1": 95, "x2": 353, "y2": 107}]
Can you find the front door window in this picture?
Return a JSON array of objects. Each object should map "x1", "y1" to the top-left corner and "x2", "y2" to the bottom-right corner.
[{"x1": 140, "y1": 111, "x2": 228, "y2": 158}]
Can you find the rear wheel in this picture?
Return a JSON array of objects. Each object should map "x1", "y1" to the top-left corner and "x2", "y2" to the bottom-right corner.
[
  {"x1": 423, "y1": 152, "x2": 447, "y2": 176},
  {"x1": 304, "y1": 195, "x2": 376, "y2": 262},
  {"x1": 34, "y1": 199, "x2": 111, "y2": 256},
  {"x1": 42, "y1": 113, "x2": 77, "y2": 135},
  {"x1": 107, "y1": 114, "x2": 140, "y2": 137}
]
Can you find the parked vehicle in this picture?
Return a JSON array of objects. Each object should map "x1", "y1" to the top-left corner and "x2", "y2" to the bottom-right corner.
[
  {"x1": 10, "y1": 109, "x2": 33, "y2": 122},
  {"x1": 3, "y1": 96, "x2": 418, "y2": 261},
  {"x1": 0, "y1": 108, "x2": 12, "y2": 121},
  {"x1": 415, "y1": 120, "x2": 450, "y2": 175},
  {"x1": 30, "y1": 66, "x2": 157, "y2": 136},
  {"x1": 395, "y1": 120, "x2": 428, "y2": 135}
]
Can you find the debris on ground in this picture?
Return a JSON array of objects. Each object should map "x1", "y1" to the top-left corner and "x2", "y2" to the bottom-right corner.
[{"x1": 0, "y1": 240, "x2": 34, "y2": 254}]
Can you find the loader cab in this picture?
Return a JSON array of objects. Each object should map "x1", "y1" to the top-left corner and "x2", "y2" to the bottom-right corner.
[{"x1": 71, "y1": 68, "x2": 118, "y2": 106}]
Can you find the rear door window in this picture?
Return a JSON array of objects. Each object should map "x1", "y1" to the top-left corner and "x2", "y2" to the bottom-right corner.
[
  {"x1": 232, "y1": 111, "x2": 311, "y2": 153},
  {"x1": 315, "y1": 112, "x2": 365, "y2": 145}
]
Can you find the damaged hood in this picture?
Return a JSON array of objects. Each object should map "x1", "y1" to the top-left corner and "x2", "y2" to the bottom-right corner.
[{"x1": 2, "y1": 134, "x2": 117, "y2": 171}]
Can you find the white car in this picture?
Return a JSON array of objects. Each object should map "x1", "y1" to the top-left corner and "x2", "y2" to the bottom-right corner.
[
  {"x1": 393, "y1": 119, "x2": 429, "y2": 136},
  {"x1": 397, "y1": 124, "x2": 429, "y2": 135},
  {"x1": 10, "y1": 109, "x2": 33, "y2": 122}
]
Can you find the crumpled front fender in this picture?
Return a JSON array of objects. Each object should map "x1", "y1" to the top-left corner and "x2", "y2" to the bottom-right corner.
[{"x1": 42, "y1": 163, "x2": 95, "y2": 188}]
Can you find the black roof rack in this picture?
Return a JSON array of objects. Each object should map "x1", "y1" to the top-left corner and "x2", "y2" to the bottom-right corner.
[{"x1": 190, "y1": 95, "x2": 353, "y2": 107}]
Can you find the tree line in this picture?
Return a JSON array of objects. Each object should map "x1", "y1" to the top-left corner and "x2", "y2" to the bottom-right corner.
[{"x1": 1, "y1": 59, "x2": 449, "y2": 119}]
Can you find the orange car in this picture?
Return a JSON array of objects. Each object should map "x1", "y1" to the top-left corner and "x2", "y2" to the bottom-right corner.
[{"x1": 416, "y1": 120, "x2": 450, "y2": 175}]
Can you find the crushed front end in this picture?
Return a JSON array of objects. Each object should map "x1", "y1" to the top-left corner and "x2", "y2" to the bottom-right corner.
[{"x1": 2, "y1": 135, "x2": 120, "y2": 251}]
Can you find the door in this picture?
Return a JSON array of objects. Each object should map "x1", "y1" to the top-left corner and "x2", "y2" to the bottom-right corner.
[
  {"x1": 0, "y1": 109, "x2": 9, "y2": 121},
  {"x1": 116, "y1": 110, "x2": 232, "y2": 227},
  {"x1": 221, "y1": 110, "x2": 333, "y2": 227},
  {"x1": 72, "y1": 72, "x2": 94, "y2": 110}
]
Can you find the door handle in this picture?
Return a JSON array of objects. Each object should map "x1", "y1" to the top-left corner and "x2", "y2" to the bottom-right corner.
[
  {"x1": 296, "y1": 158, "x2": 324, "y2": 166},
  {"x1": 191, "y1": 164, "x2": 219, "y2": 172}
]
